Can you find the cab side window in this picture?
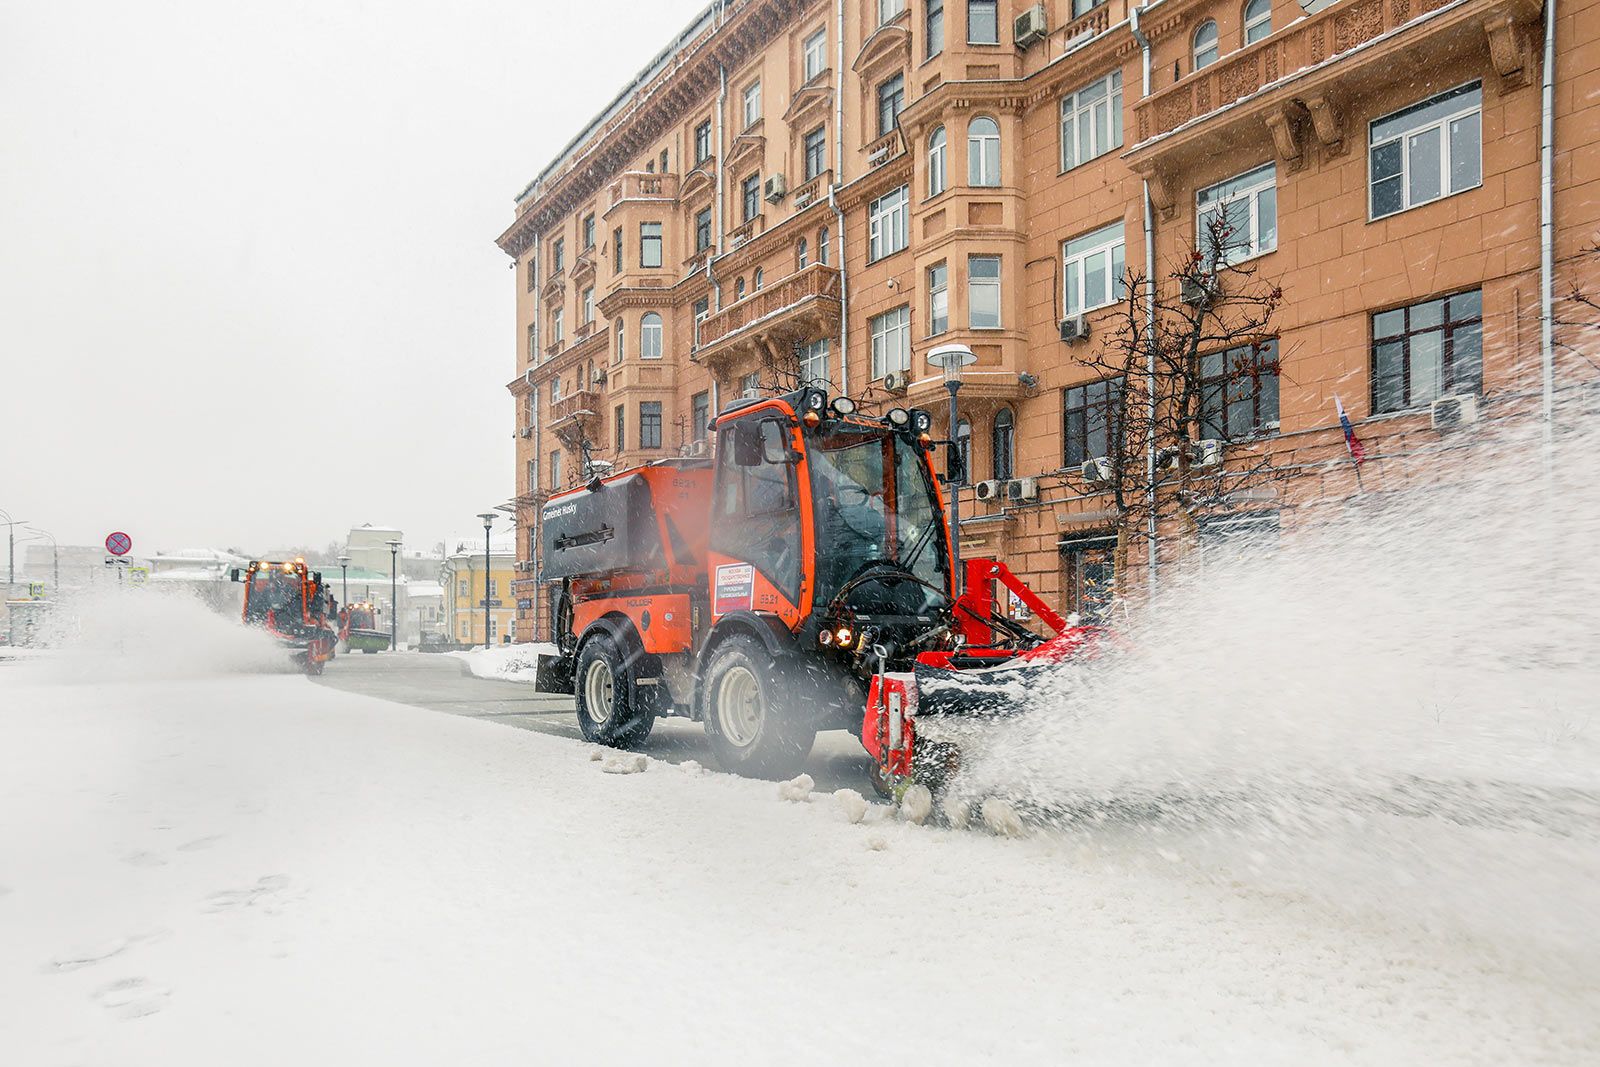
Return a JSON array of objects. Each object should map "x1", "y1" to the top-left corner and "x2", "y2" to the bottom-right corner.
[{"x1": 712, "y1": 415, "x2": 802, "y2": 603}]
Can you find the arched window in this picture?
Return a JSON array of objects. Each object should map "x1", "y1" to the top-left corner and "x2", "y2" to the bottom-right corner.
[
  {"x1": 1243, "y1": 0, "x2": 1272, "y2": 44},
  {"x1": 613, "y1": 317, "x2": 625, "y2": 363},
  {"x1": 992, "y1": 408, "x2": 1014, "y2": 482},
  {"x1": 1193, "y1": 20, "x2": 1219, "y2": 70},
  {"x1": 640, "y1": 312, "x2": 663, "y2": 359},
  {"x1": 797, "y1": 238, "x2": 809, "y2": 269},
  {"x1": 927, "y1": 126, "x2": 947, "y2": 197},
  {"x1": 818, "y1": 227, "x2": 830, "y2": 265},
  {"x1": 753, "y1": 267, "x2": 764, "y2": 290},
  {"x1": 735, "y1": 277, "x2": 747, "y2": 300},
  {"x1": 967, "y1": 116, "x2": 1000, "y2": 187},
  {"x1": 955, "y1": 419, "x2": 972, "y2": 485}
]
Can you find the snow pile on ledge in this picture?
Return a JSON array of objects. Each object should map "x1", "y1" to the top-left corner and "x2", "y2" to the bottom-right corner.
[{"x1": 449, "y1": 642, "x2": 558, "y2": 683}]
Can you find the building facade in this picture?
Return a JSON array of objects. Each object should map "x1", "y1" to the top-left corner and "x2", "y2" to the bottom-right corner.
[
  {"x1": 498, "y1": 0, "x2": 1598, "y2": 640},
  {"x1": 440, "y1": 541, "x2": 518, "y2": 647}
]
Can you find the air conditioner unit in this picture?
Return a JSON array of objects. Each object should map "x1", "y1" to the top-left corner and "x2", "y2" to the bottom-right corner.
[
  {"x1": 519, "y1": 427, "x2": 535, "y2": 439},
  {"x1": 1013, "y1": 3, "x2": 1048, "y2": 47},
  {"x1": 764, "y1": 173, "x2": 787, "y2": 203},
  {"x1": 686, "y1": 439, "x2": 709, "y2": 458},
  {"x1": 524, "y1": 369, "x2": 537, "y2": 386},
  {"x1": 1430, "y1": 393, "x2": 1479, "y2": 431},
  {"x1": 1006, "y1": 476, "x2": 1040, "y2": 502},
  {"x1": 882, "y1": 370, "x2": 909, "y2": 394},
  {"x1": 1190, "y1": 438, "x2": 1225, "y2": 468},
  {"x1": 974, "y1": 479, "x2": 1003, "y2": 501},
  {"x1": 1081, "y1": 456, "x2": 1114, "y2": 486},
  {"x1": 1155, "y1": 445, "x2": 1181, "y2": 471},
  {"x1": 1058, "y1": 315, "x2": 1090, "y2": 344},
  {"x1": 1180, "y1": 275, "x2": 1217, "y2": 307}
]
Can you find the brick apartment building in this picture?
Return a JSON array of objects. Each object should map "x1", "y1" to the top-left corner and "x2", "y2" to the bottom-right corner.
[{"x1": 497, "y1": 0, "x2": 1598, "y2": 642}]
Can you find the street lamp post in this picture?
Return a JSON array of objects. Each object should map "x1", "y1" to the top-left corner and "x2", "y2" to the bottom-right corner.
[
  {"x1": 337, "y1": 554, "x2": 350, "y2": 605},
  {"x1": 477, "y1": 512, "x2": 498, "y2": 648},
  {"x1": 385, "y1": 539, "x2": 402, "y2": 651},
  {"x1": 928, "y1": 343, "x2": 977, "y2": 598},
  {"x1": 0, "y1": 508, "x2": 28, "y2": 586}
]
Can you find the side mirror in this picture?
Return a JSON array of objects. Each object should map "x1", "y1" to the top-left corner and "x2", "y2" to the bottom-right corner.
[
  {"x1": 230, "y1": 568, "x2": 242, "y2": 582},
  {"x1": 732, "y1": 421, "x2": 763, "y2": 467},
  {"x1": 945, "y1": 442, "x2": 966, "y2": 486}
]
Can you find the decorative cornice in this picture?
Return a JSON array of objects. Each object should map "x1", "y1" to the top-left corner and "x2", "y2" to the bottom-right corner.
[{"x1": 852, "y1": 12, "x2": 911, "y2": 75}]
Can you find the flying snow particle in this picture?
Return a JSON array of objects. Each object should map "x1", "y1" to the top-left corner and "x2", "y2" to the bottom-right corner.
[{"x1": 981, "y1": 797, "x2": 1024, "y2": 838}]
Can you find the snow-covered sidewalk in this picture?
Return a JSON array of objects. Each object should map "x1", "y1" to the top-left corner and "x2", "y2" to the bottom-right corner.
[
  {"x1": 449, "y1": 641, "x2": 558, "y2": 683},
  {"x1": 2, "y1": 667, "x2": 1596, "y2": 1065}
]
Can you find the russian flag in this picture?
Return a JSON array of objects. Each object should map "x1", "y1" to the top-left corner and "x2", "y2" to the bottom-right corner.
[{"x1": 1334, "y1": 395, "x2": 1366, "y2": 467}]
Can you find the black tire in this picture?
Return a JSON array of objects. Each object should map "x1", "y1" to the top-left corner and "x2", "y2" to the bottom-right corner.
[
  {"x1": 701, "y1": 635, "x2": 816, "y2": 779},
  {"x1": 574, "y1": 632, "x2": 655, "y2": 748},
  {"x1": 361, "y1": 648, "x2": 375, "y2": 654}
]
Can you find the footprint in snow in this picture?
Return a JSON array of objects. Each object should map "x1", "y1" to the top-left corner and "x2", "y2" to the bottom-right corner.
[
  {"x1": 44, "y1": 929, "x2": 171, "y2": 973},
  {"x1": 177, "y1": 835, "x2": 222, "y2": 852},
  {"x1": 203, "y1": 874, "x2": 292, "y2": 913},
  {"x1": 93, "y1": 977, "x2": 170, "y2": 1019},
  {"x1": 122, "y1": 850, "x2": 167, "y2": 868}
]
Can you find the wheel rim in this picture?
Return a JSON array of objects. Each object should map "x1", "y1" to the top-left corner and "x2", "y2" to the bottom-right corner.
[
  {"x1": 715, "y1": 666, "x2": 764, "y2": 748},
  {"x1": 584, "y1": 658, "x2": 614, "y2": 723}
]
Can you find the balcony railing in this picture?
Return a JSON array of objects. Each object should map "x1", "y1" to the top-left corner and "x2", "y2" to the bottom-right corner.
[
  {"x1": 606, "y1": 171, "x2": 679, "y2": 208},
  {"x1": 697, "y1": 264, "x2": 841, "y2": 352},
  {"x1": 549, "y1": 389, "x2": 600, "y2": 431},
  {"x1": 791, "y1": 170, "x2": 832, "y2": 210},
  {"x1": 865, "y1": 129, "x2": 903, "y2": 168}
]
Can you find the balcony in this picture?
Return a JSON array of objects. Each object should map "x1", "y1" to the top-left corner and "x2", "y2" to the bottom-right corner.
[
  {"x1": 791, "y1": 170, "x2": 832, "y2": 211},
  {"x1": 728, "y1": 213, "x2": 766, "y2": 249},
  {"x1": 694, "y1": 264, "x2": 841, "y2": 368},
  {"x1": 606, "y1": 171, "x2": 679, "y2": 209},
  {"x1": 549, "y1": 389, "x2": 601, "y2": 446},
  {"x1": 1125, "y1": 0, "x2": 1539, "y2": 211},
  {"x1": 865, "y1": 129, "x2": 903, "y2": 170}
]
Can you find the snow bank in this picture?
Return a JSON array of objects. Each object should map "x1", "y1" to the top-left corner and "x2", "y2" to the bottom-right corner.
[
  {"x1": 449, "y1": 642, "x2": 558, "y2": 683},
  {"x1": 3, "y1": 669, "x2": 1596, "y2": 1064}
]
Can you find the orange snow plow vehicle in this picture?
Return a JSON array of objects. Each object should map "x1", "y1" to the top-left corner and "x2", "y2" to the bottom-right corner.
[
  {"x1": 231, "y1": 559, "x2": 339, "y2": 675},
  {"x1": 539, "y1": 385, "x2": 1096, "y2": 786}
]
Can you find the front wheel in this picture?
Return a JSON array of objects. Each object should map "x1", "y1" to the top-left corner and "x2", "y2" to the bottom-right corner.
[
  {"x1": 574, "y1": 633, "x2": 654, "y2": 748},
  {"x1": 701, "y1": 635, "x2": 816, "y2": 779}
]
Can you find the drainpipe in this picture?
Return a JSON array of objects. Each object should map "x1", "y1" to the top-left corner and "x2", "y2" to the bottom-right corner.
[
  {"x1": 1539, "y1": 0, "x2": 1557, "y2": 443},
  {"x1": 830, "y1": 0, "x2": 850, "y2": 391},
  {"x1": 1131, "y1": 4, "x2": 1159, "y2": 595},
  {"x1": 715, "y1": 62, "x2": 727, "y2": 273}
]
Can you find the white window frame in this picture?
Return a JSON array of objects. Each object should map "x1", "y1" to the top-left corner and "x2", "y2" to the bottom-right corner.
[
  {"x1": 797, "y1": 338, "x2": 831, "y2": 386},
  {"x1": 968, "y1": 0, "x2": 998, "y2": 44},
  {"x1": 967, "y1": 116, "x2": 1000, "y2": 187},
  {"x1": 552, "y1": 307, "x2": 564, "y2": 345},
  {"x1": 1060, "y1": 71, "x2": 1123, "y2": 172},
  {"x1": 1062, "y1": 222, "x2": 1127, "y2": 316},
  {"x1": 1368, "y1": 82, "x2": 1483, "y2": 221},
  {"x1": 803, "y1": 29, "x2": 827, "y2": 81},
  {"x1": 1193, "y1": 20, "x2": 1219, "y2": 70},
  {"x1": 803, "y1": 125, "x2": 827, "y2": 181},
  {"x1": 928, "y1": 262, "x2": 948, "y2": 335},
  {"x1": 742, "y1": 80, "x2": 761, "y2": 129},
  {"x1": 869, "y1": 305, "x2": 912, "y2": 379},
  {"x1": 878, "y1": 0, "x2": 905, "y2": 25},
  {"x1": 1196, "y1": 162, "x2": 1277, "y2": 267},
  {"x1": 927, "y1": 126, "x2": 947, "y2": 197},
  {"x1": 1243, "y1": 0, "x2": 1272, "y2": 45},
  {"x1": 868, "y1": 185, "x2": 909, "y2": 262},
  {"x1": 968, "y1": 256, "x2": 1002, "y2": 329},
  {"x1": 581, "y1": 287, "x2": 594, "y2": 324},
  {"x1": 640, "y1": 312, "x2": 663, "y2": 359}
]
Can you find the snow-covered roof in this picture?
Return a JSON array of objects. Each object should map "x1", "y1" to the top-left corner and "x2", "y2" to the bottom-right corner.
[{"x1": 152, "y1": 548, "x2": 250, "y2": 564}]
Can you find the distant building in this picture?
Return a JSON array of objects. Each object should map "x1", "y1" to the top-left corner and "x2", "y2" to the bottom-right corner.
[
  {"x1": 440, "y1": 534, "x2": 517, "y2": 646},
  {"x1": 343, "y1": 524, "x2": 404, "y2": 577}
]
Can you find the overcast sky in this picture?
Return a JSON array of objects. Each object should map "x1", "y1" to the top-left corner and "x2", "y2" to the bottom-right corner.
[{"x1": 1, "y1": 0, "x2": 705, "y2": 556}]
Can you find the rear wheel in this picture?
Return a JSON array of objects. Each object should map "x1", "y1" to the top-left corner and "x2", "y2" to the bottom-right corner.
[
  {"x1": 702, "y1": 635, "x2": 816, "y2": 779},
  {"x1": 574, "y1": 633, "x2": 654, "y2": 748}
]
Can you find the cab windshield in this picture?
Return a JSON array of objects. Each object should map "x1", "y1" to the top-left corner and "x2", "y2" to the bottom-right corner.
[{"x1": 808, "y1": 428, "x2": 950, "y2": 614}]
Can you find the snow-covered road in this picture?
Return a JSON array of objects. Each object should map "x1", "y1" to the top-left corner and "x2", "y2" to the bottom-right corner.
[{"x1": 2, "y1": 664, "x2": 1595, "y2": 1066}]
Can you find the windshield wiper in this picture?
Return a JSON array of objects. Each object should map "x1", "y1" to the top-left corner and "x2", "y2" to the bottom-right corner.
[{"x1": 897, "y1": 514, "x2": 938, "y2": 575}]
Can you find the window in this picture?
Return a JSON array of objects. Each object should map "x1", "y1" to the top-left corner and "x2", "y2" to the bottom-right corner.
[
  {"x1": 526, "y1": 255, "x2": 537, "y2": 292},
  {"x1": 967, "y1": 116, "x2": 1000, "y2": 186},
  {"x1": 1193, "y1": 20, "x2": 1219, "y2": 69},
  {"x1": 868, "y1": 185, "x2": 909, "y2": 261},
  {"x1": 1200, "y1": 339, "x2": 1280, "y2": 439},
  {"x1": 1063, "y1": 378, "x2": 1122, "y2": 466},
  {"x1": 1072, "y1": 0, "x2": 1105, "y2": 14},
  {"x1": 1372, "y1": 289, "x2": 1482, "y2": 413},
  {"x1": 1061, "y1": 535, "x2": 1116, "y2": 624},
  {"x1": 870, "y1": 305, "x2": 912, "y2": 378},
  {"x1": 879, "y1": 0, "x2": 905, "y2": 24},
  {"x1": 551, "y1": 237, "x2": 564, "y2": 274},
  {"x1": 526, "y1": 323, "x2": 538, "y2": 362},
  {"x1": 659, "y1": 149, "x2": 669, "y2": 174},
  {"x1": 735, "y1": 277, "x2": 746, "y2": 300},
  {"x1": 645, "y1": 159, "x2": 655, "y2": 174},
  {"x1": 1369, "y1": 82, "x2": 1482, "y2": 220},
  {"x1": 640, "y1": 312, "x2": 663, "y2": 359},
  {"x1": 612, "y1": 228, "x2": 622, "y2": 273},
  {"x1": 992, "y1": 409, "x2": 1014, "y2": 481},
  {"x1": 458, "y1": 579, "x2": 469, "y2": 598},
  {"x1": 614, "y1": 404, "x2": 626, "y2": 453},
  {"x1": 927, "y1": 0, "x2": 945, "y2": 58},
  {"x1": 1196, "y1": 163, "x2": 1277, "y2": 266},
  {"x1": 1062, "y1": 222, "x2": 1126, "y2": 316},
  {"x1": 692, "y1": 391, "x2": 710, "y2": 441},
  {"x1": 804, "y1": 125, "x2": 827, "y2": 180},
  {"x1": 797, "y1": 338, "x2": 830, "y2": 386},
  {"x1": 639, "y1": 222, "x2": 662, "y2": 268},
  {"x1": 753, "y1": 268, "x2": 764, "y2": 291},
  {"x1": 692, "y1": 297, "x2": 709, "y2": 347},
  {"x1": 694, "y1": 120, "x2": 712, "y2": 164},
  {"x1": 803, "y1": 29, "x2": 828, "y2": 81},
  {"x1": 818, "y1": 225, "x2": 830, "y2": 264},
  {"x1": 742, "y1": 80, "x2": 761, "y2": 129},
  {"x1": 741, "y1": 371, "x2": 761, "y2": 395},
  {"x1": 1060, "y1": 71, "x2": 1123, "y2": 171},
  {"x1": 582, "y1": 214, "x2": 595, "y2": 249},
  {"x1": 526, "y1": 456, "x2": 539, "y2": 494},
  {"x1": 640, "y1": 402, "x2": 663, "y2": 449},
  {"x1": 1243, "y1": 0, "x2": 1272, "y2": 44},
  {"x1": 552, "y1": 307, "x2": 564, "y2": 345},
  {"x1": 614, "y1": 317, "x2": 625, "y2": 363},
  {"x1": 742, "y1": 173, "x2": 761, "y2": 223},
  {"x1": 954, "y1": 420, "x2": 971, "y2": 485},
  {"x1": 694, "y1": 207, "x2": 712, "y2": 253},
  {"x1": 550, "y1": 450, "x2": 562, "y2": 489},
  {"x1": 968, "y1": 0, "x2": 998, "y2": 44},
  {"x1": 551, "y1": 375, "x2": 561, "y2": 403},
  {"x1": 927, "y1": 126, "x2": 947, "y2": 197},
  {"x1": 878, "y1": 74, "x2": 905, "y2": 137},
  {"x1": 969, "y1": 256, "x2": 1001, "y2": 329},
  {"x1": 797, "y1": 238, "x2": 809, "y2": 269},
  {"x1": 928, "y1": 262, "x2": 948, "y2": 335},
  {"x1": 581, "y1": 287, "x2": 594, "y2": 323}
]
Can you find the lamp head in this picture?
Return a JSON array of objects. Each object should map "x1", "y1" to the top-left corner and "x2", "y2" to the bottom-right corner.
[{"x1": 927, "y1": 342, "x2": 977, "y2": 384}]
